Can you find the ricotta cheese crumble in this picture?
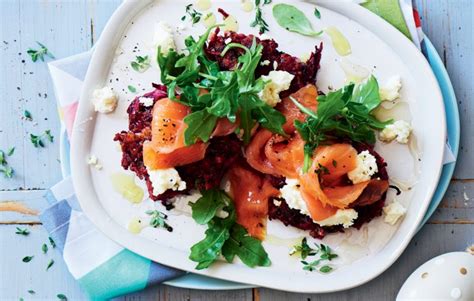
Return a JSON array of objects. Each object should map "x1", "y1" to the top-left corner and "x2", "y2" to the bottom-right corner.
[
  {"x1": 91, "y1": 86, "x2": 118, "y2": 113},
  {"x1": 383, "y1": 200, "x2": 406, "y2": 225},
  {"x1": 379, "y1": 75, "x2": 402, "y2": 101},
  {"x1": 259, "y1": 70, "x2": 295, "y2": 107},
  {"x1": 348, "y1": 151, "x2": 378, "y2": 184},
  {"x1": 379, "y1": 120, "x2": 412, "y2": 144},
  {"x1": 147, "y1": 167, "x2": 186, "y2": 196}
]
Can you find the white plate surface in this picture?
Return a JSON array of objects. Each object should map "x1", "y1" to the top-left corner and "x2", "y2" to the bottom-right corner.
[{"x1": 71, "y1": 0, "x2": 446, "y2": 293}]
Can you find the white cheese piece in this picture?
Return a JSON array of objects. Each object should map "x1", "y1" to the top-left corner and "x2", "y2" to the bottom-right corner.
[
  {"x1": 317, "y1": 208, "x2": 359, "y2": 228},
  {"x1": 348, "y1": 151, "x2": 378, "y2": 184},
  {"x1": 87, "y1": 155, "x2": 103, "y2": 170},
  {"x1": 280, "y1": 179, "x2": 358, "y2": 228},
  {"x1": 379, "y1": 75, "x2": 402, "y2": 101},
  {"x1": 379, "y1": 120, "x2": 412, "y2": 144},
  {"x1": 260, "y1": 60, "x2": 270, "y2": 66},
  {"x1": 153, "y1": 21, "x2": 176, "y2": 56},
  {"x1": 147, "y1": 167, "x2": 186, "y2": 196},
  {"x1": 139, "y1": 96, "x2": 154, "y2": 107},
  {"x1": 280, "y1": 179, "x2": 310, "y2": 215},
  {"x1": 91, "y1": 86, "x2": 118, "y2": 113},
  {"x1": 258, "y1": 71, "x2": 295, "y2": 107},
  {"x1": 383, "y1": 201, "x2": 407, "y2": 225},
  {"x1": 224, "y1": 37, "x2": 232, "y2": 44}
]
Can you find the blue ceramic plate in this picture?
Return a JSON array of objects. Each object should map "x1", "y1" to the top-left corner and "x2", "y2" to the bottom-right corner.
[{"x1": 59, "y1": 36, "x2": 459, "y2": 290}]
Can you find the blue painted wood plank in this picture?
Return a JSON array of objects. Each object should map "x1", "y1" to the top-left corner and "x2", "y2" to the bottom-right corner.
[
  {"x1": 414, "y1": 0, "x2": 474, "y2": 179},
  {"x1": 0, "y1": 224, "x2": 87, "y2": 300},
  {"x1": 0, "y1": 0, "x2": 90, "y2": 190}
]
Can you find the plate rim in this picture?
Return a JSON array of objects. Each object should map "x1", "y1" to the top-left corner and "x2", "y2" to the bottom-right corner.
[{"x1": 71, "y1": 0, "x2": 447, "y2": 293}]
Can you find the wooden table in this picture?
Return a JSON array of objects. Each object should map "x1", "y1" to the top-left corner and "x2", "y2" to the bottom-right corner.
[{"x1": 1, "y1": 0, "x2": 472, "y2": 300}]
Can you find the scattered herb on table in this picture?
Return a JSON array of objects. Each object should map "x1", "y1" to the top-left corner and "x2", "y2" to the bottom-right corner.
[
  {"x1": 24, "y1": 110, "x2": 32, "y2": 120},
  {"x1": 27, "y1": 41, "x2": 55, "y2": 62},
  {"x1": 57, "y1": 293, "x2": 68, "y2": 301},
  {"x1": 182, "y1": 4, "x2": 202, "y2": 24},
  {"x1": 291, "y1": 75, "x2": 391, "y2": 172},
  {"x1": 130, "y1": 55, "x2": 150, "y2": 73},
  {"x1": 49, "y1": 237, "x2": 56, "y2": 248},
  {"x1": 189, "y1": 189, "x2": 271, "y2": 269},
  {"x1": 291, "y1": 238, "x2": 338, "y2": 273},
  {"x1": 19, "y1": 298, "x2": 24, "y2": 301},
  {"x1": 250, "y1": 0, "x2": 272, "y2": 34},
  {"x1": 157, "y1": 27, "x2": 286, "y2": 145},
  {"x1": 42, "y1": 243, "x2": 48, "y2": 254},
  {"x1": 15, "y1": 227, "x2": 30, "y2": 236},
  {"x1": 314, "y1": 7, "x2": 321, "y2": 19},
  {"x1": 7, "y1": 147, "x2": 15, "y2": 156},
  {"x1": 272, "y1": 3, "x2": 322, "y2": 37},
  {"x1": 127, "y1": 85, "x2": 137, "y2": 93},
  {"x1": 46, "y1": 259, "x2": 55, "y2": 271},
  {"x1": 146, "y1": 210, "x2": 173, "y2": 232},
  {"x1": 0, "y1": 148, "x2": 15, "y2": 178},
  {"x1": 30, "y1": 130, "x2": 54, "y2": 148},
  {"x1": 27, "y1": 290, "x2": 35, "y2": 295},
  {"x1": 22, "y1": 256, "x2": 34, "y2": 263}
]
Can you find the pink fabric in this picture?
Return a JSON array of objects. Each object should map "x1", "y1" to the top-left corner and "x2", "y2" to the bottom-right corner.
[{"x1": 62, "y1": 101, "x2": 78, "y2": 138}]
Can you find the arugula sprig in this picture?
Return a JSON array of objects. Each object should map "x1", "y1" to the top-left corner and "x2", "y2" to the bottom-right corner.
[
  {"x1": 157, "y1": 28, "x2": 286, "y2": 145},
  {"x1": 291, "y1": 238, "x2": 338, "y2": 273},
  {"x1": 292, "y1": 76, "x2": 391, "y2": 172},
  {"x1": 27, "y1": 42, "x2": 55, "y2": 62},
  {"x1": 189, "y1": 189, "x2": 271, "y2": 269}
]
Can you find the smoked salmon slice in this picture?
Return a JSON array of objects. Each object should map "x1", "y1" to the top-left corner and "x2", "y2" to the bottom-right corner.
[
  {"x1": 277, "y1": 84, "x2": 318, "y2": 133},
  {"x1": 143, "y1": 98, "x2": 207, "y2": 169},
  {"x1": 227, "y1": 164, "x2": 279, "y2": 240}
]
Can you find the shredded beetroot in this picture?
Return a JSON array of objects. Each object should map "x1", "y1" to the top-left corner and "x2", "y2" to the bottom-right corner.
[
  {"x1": 205, "y1": 29, "x2": 322, "y2": 97},
  {"x1": 268, "y1": 144, "x2": 388, "y2": 239}
]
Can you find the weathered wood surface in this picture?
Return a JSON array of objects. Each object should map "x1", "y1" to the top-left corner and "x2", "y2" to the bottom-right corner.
[{"x1": 0, "y1": 0, "x2": 472, "y2": 300}]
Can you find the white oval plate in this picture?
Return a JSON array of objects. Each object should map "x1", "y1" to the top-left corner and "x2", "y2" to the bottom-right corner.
[{"x1": 71, "y1": 0, "x2": 446, "y2": 293}]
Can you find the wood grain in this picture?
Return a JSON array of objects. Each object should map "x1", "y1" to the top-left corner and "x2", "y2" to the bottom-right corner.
[{"x1": 0, "y1": 0, "x2": 472, "y2": 300}]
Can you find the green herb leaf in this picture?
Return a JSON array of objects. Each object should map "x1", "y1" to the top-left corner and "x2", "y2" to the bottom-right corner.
[
  {"x1": 27, "y1": 42, "x2": 55, "y2": 62},
  {"x1": 15, "y1": 227, "x2": 30, "y2": 236},
  {"x1": 183, "y1": 4, "x2": 202, "y2": 25},
  {"x1": 24, "y1": 110, "x2": 32, "y2": 120},
  {"x1": 190, "y1": 189, "x2": 231, "y2": 225},
  {"x1": 42, "y1": 243, "x2": 48, "y2": 254},
  {"x1": 250, "y1": 0, "x2": 272, "y2": 34},
  {"x1": 22, "y1": 256, "x2": 34, "y2": 263},
  {"x1": 49, "y1": 237, "x2": 56, "y2": 248},
  {"x1": 45, "y1": 130, "x2": 54, "y2": 143},
  {"x1": 273, "y1": 4, "x2": 322, "y2": 37},
  {"x1": 127, "y1": 85, "x2": 137, "y2": 93},
  {"x1": 57, "y1": 293, "x2": 68, "y2": 301},
  {"x1": 0, "y1": 166, "x2": 14, "y2": 178},
  {"x1": 351, "y1": 75, "x2": 381, "y2": 112},
  {"x1": 314, "y1": 7, "x2": 321, "y2": 19},
  {"x1": 46, "y1": 259, "x2": 55, "y2": 271},
  {"x1": 0, "y1": 151, "x2": 5, "y2": 165},
  {"x1": 290, "y1": 237, "x2": 318, "y2": 259},
  {"x1": 30, "y1": 134, "x2": 43, "y2": 148},
  {"x1": 7, "y1": 147, "x2": 15, "y2": 156},
  {"x1": 146, "y1": 210, "x2": 173, "y2": 231},
  {"x1": 130, "y1": 55, "x2": 150, "y2": 72},
  {"x1": 27, "y1": 290, "x2": 35, "y2": 295},
  {"x1": 221, "y1": 224, "x2": 271, "y2": 267},
  {"x1": 319, "y1": 265, "x2": 333, "y2": 273}
]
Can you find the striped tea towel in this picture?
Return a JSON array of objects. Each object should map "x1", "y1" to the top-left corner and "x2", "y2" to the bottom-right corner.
[
  {"x1": 41, "y1": 1, "x2": 455, "y2": 300},
  {"x1": 43, "y1": 51, "x2": 185, "y2": 301}
]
